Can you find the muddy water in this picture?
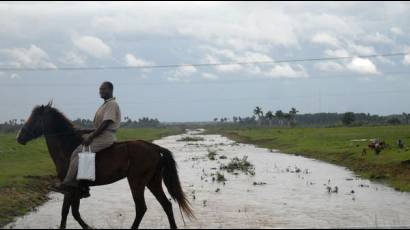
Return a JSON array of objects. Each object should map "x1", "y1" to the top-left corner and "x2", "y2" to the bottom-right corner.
[{"x1": 5, "y1": 129, "x2": 410, "y2": 229}]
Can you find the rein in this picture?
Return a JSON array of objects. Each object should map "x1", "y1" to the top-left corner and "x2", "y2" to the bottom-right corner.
[{"x1": 44, "y1": 132, "x2": 78, "y2": 137}]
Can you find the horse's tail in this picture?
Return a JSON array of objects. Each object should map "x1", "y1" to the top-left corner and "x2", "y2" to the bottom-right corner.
[{"x1": 141, "y1": 141, "x2": 195, "y2": 220}]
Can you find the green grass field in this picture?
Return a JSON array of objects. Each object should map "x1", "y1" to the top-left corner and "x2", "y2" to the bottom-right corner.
[
  {"x1": 208, "y1": 125, "x2": 410, "y2": 192},
  {"x1": 0, "y1": 127, "x2": 183, "y2": 227}
]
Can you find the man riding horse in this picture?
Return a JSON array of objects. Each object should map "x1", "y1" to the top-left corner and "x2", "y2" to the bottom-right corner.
[
  {"x1": 51, "y1": 81, "x2": 121, "y2": 196},
  {"x1": 16, "y1": 82, "x2": 194, "y2": 228}
]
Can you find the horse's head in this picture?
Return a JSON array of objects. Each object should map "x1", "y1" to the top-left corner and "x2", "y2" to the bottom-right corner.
[{"x1": 17, "y1": 102, "x2": 53, "y2": 145}]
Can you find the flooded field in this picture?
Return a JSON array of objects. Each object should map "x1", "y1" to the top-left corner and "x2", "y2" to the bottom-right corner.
[{"x1": 5, "y1": 129, "x2": 410, "y2": 229}]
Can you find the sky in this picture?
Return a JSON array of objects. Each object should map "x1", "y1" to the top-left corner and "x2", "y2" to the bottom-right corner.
[{"x1": 0, "y1": 1, "x2": 410, "y2": 122}]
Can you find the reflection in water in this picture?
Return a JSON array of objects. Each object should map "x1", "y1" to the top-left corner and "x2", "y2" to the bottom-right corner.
[{"x1": 6, "y1": 129, "x2": 410, "y2": 229}]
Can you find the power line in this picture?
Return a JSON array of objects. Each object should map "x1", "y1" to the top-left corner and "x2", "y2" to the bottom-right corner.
[{"x1": 0, "y1": 52, "x2": 408, "y2": 72}]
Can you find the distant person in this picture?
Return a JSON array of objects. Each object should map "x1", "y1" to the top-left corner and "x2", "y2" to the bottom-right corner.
[
  {"x1": 398, "y1": 139, "x2": 405, "y2": 149},
  {"x1": 51, "y1": 81, "x2": 121, "y2": 196}
]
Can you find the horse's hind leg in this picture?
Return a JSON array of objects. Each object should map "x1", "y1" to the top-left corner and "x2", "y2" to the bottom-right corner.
[
  {"x1": 70, "y1": 193, "x2": 90, "y2": 229},
  {"x1": 147, "y1": 173, "x2": 177, "y2": 229},
  {"x1": 128, "y1": 177, "x2": 147, "y2": 229},
  {"x1": 59, "y1": 195, "x2": 70, "y2": 229}
]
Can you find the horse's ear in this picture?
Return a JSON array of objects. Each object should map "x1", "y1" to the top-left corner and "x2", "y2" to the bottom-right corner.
[
  {"x1": 41, "y1": 100, "x2": 53, "y2": 113},
  {"x1": 47, "y1": 100, "x2": 53, "y2": 108}
]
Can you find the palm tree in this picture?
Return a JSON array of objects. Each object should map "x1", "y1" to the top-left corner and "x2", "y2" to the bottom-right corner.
[
  {"x1": 342, "y1": 112, "x2": 355, "y2": 126},
  {"x1": 265, "y1": 111, "x2": 275, "y2": 127},
  {"x1": 283, "y1": 113, "x2": 292, "y2": 127},
  {"x1": 254, "y1": 106, "x2": 264, "y2": 126},
  {"x1": 289, "y1": 107, "x2": 299, "y2": 127},
  {"x1": 275, "y1": 110, "x2": 284, "y2": 126},
  {"x1": 290, "y1": 107, "x2": 299, "y2": 115},
  {"x1": 402, "y1": 113, "x2": 410, "y2": 124},
  {"x1": 233, "y1": 116, "x2": 238, "y2": 123},
  {"x1": 123, "y1": 116, "x2": 132, "y2": 127}
]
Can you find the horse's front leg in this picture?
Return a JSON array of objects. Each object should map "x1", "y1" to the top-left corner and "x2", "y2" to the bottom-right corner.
[
  {"x1": 59, "y1": 195, "x2": 70, "y2": 229},
  {"x1": 70, "y1": 192, "x2": 91, "y2": 229}
]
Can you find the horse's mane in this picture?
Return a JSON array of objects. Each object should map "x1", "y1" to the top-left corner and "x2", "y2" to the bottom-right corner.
[
  {"x1": 49, "y1": 107, "x2": 77, "y2": 132},
  {"x1": 33, "y1": 103, "x2": 78, "y2": 133}
]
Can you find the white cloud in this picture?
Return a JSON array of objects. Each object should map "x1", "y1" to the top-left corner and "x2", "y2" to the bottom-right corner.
[
  {"x1": 265, "y1": 64, "x2": 309, "y2": 78},
  {"x1": 377, "y1": 56, "x2": 395, "y2": 65},
  {"x1": 178, "y1": 8, "x2": 299, "y2": 48},
  {"x1": 204, "y1": 47, "x2": 272, "y2": 73},
  {"x1": 59, "y1": 51, "x2": 86, "y2": 66},
  {"x1": 207, "y1": 49, "x2": 237, "y2": 61},
  {"x1": 402, "y1": 46, "x2": 410, "y2": 66},
  {"x1": 403, "y1": 55, "x2": 410, "y2": 65},
  {"x1": 1, "y1": 3, "x2": 408, "y2": 81},
  {"x1": 203, "y1": 46, "x2": 312, "y2": 79},
  {"x1": 0, "y1": 3, "x2": 405, "y2": 55},
  {"x1": 296, "y1": 12, "x2": 363, "y2": 37},
  {"x1": 202, "y1": 73, "x2": 218, "y2": 80},
  {"x1": 72, "y1": 35, "x2": 111, "y2": 59},
  {"x1": 0, "y1": 61, "x2": 21, "y2": 68},
  {"x1": 215, "y1": 64, "x2": 243, "y2": 73},
  {"x1": 0, "y1": 2, "x2": 385, "y2": 53},
  {"x1": 0, "y1": 45, "x2": 56, "y2": 69},
  {"x1": 314, "y1": 61, "x2": 344, "y2": 72},
  {"x1": 89, "y1": 3, "x2": 300, "y2": 50},
  {"x1": 246, "y1": 65, "x2": 264, "y2": 75},
  {"x1": 204, "y1": 54, "x2": 219, "y2": 64},
  {"x1": 348, "y1": 43, "x2": 375, "y2": 56},
  {"x1": 219, "y1": 38, "x2": 270, "y2": 52},
  {"x1": 167, "y1": 65, "x2": 197, "y2": 82},
  {"x1": 324, "y1": 49, "x2": 349, "y2": 57},
  {"x1": 240, "y1": 52, "x2": 273, "y2": 62},
  {"x1": 125, "y1": 54, "x2": 153, "y2": 67},
  {"x1": 346, "y1": 57, "x2": 379, "y2": 75},
  {"x1": 10, "y1": 73, "x2": 20, "y2": 79},
  {"x1": 311, "y1": 32, "x2": 340, "y2": 47},
  {"x1": 363, "y1": 32, "x2": 393, "y2": 44},
  {"x1": 391, "y1": 27, "x2": 403, "y2": 35},
  {"x1": 203, "y1": 53, "x2": 242, "y2": 72},
  {"x1": 206, "y1": 47, "x2": 272, "y2": 63},
  {"x1": 180, "y1": 65, "x2": 197, "y2": 75}
]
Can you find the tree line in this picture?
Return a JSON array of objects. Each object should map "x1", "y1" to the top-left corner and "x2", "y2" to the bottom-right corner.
[
  {"x1": 0, "y1": 116, "x2": 162, "y2": 133},
  {"x1": 212, "y1": 107, "x2": 410, "y2": 128},
  {"x1": 2, "y1": 109, "x2": 410, "y2": 133}
]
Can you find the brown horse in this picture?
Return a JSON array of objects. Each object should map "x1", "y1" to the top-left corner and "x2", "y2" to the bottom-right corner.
[{"x1": 16, "y1": 103, "x2": 194, "y2": 229}]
